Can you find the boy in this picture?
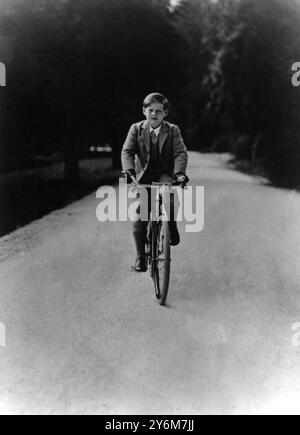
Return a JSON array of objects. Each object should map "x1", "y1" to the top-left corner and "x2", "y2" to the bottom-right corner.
[{"x1": 121, "y1": 93, "x2": 189, "y2": 272}]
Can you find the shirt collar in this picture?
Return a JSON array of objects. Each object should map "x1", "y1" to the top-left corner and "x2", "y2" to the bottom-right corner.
[{"x1": 149, "y1": 124, "x2": 162, "y2": 136}]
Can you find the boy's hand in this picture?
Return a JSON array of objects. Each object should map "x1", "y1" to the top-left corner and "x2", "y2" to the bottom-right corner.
[
  {"x1": 173, "y1": 173, "x2": 189, "y2": 187},
  {"x1": 124, "y1": 169, "x2": 136, "y2": 184}
]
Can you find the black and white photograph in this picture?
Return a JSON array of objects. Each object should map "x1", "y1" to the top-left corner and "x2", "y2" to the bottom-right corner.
[{"x1": 0, "y1": 0, "x2": 300, "y2": 418}]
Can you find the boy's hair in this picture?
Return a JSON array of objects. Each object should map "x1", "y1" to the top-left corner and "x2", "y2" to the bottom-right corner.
[{"x1": 143, "y1": 93, "x2": 169, "y2": 111}]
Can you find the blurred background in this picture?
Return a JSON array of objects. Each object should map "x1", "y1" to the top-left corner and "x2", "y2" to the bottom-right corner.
[{"x1": 0, "y1": 0, "x2": 300, "y2": 236}]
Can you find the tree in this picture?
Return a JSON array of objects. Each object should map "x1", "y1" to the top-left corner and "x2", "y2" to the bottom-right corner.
[
  {"x1": 0, "y1": 0, "x2": 184, "y2": 178},
  {"x1": 173, "y1": 0, "x2": 300, "y2": 186}
]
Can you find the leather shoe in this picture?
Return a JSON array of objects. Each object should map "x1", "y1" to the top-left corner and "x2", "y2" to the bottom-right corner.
[
  {"x1": 169, "y1": 222, "x2": 180, "y2": 246},
  {"x1": 134, "y1": 256, "x2": 147, "y2": 272}
]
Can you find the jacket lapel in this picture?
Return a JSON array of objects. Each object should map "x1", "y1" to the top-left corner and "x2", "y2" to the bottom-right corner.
[
  {"x1": 142, "y1": 121, "x2": 150, "y2": 154},
  {"x1": 159, "y1": 122, "x2": 169, "y2": 154},
  {"x1": 141, "y1": 121, "x2": 169, "y2": 154}
]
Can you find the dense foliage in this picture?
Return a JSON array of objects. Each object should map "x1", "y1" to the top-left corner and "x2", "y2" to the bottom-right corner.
[{"x1": 0, "y1": 0, "x2": 299, "y2": 187}]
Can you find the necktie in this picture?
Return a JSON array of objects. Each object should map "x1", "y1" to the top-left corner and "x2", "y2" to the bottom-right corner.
[
  {"x1": 151, "y1": 130, "x2": 159, "y2": 162},
  {"x1": 151, "y1": 130, "x2": 159, "y2": 145}
]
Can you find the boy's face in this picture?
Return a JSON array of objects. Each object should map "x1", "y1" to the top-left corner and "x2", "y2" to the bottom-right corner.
[{"x1": 143, "y1": 103, "x2": 168, "y2": 129}]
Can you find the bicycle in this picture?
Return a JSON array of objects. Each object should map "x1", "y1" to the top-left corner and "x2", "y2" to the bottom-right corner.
[{"x1": 124, "y1": 173, "x2": 186, "y2": 306}]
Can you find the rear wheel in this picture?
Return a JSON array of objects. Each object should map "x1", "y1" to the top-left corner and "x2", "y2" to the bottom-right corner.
[{"x1": 153, "y1": 219, "x2": 171, "y2": 306}]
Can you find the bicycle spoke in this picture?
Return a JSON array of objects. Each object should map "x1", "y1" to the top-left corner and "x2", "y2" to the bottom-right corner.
[{"x1": 152, "y1": 220, "x2": 171, "y2": 305}]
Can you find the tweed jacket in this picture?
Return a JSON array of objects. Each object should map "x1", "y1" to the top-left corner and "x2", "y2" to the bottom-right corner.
[{"x1": 121, "y1": 120, "x2": 188, "y2": 182}]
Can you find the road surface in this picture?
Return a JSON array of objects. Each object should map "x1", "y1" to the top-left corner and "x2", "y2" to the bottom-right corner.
[{"x1": 0, "y1": 153, "x2": 300, "y2": 415}]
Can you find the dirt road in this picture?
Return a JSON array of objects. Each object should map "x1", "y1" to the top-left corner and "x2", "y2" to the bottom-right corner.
[{"x1": 1, "y1": 153, "x2": 300, "y2": 415}]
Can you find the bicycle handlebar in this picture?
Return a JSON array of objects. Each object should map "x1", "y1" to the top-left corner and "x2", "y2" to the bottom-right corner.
[{"x1": 122, "y1": 172, "x2": 188, "y2": 189}]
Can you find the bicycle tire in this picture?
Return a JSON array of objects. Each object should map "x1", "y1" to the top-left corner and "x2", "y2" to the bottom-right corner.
[{"x1": 153, "y1": 219, "x2": 171, "y2": 306}]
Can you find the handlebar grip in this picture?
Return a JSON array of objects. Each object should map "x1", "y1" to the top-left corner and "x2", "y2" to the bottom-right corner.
[{"x1": 122, "y1": 171, "x2": 138, "y2": 185}]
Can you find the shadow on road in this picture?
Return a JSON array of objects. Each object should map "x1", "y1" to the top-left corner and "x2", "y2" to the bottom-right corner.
[{"x1": 0, "y1": 161, "x2": 119, "y2": 237}]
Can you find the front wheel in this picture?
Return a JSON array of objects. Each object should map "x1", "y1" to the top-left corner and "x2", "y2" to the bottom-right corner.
[{"x1": 153, "y1": 219, "x2": 171, "y2": 306}]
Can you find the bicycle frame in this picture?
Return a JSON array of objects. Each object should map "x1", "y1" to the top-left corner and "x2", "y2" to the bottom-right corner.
[
  {"x1": 124, "y1": 173, "x2": 177, "y2": 305},
  {"x1": 131, "y1": 182, "x2": 175, "y2": 224}
]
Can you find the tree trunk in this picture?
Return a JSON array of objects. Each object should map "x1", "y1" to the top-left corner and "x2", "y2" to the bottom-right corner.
[
  {"x1": 0, "y1": 81, "x2": 7, "y2": 174},
  {"x1": 63, "y1": 98, "x2": 81, "y2": 199},
  {"x1": 111, "y1": 123, "x2": 122, "y2": 171},
  {"x1": 64, "y1": 139, "x2": 80, "y2": 183}
]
